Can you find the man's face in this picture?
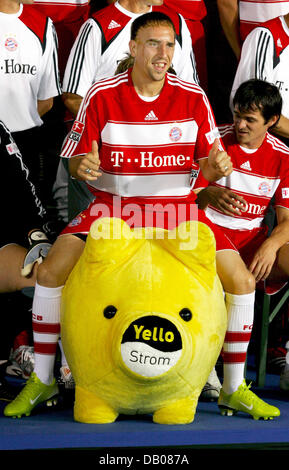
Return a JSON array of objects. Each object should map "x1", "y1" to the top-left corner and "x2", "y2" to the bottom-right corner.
[
  {"x1": 233, "y1": 105, "x2": 278, "y2": 149},
  {"x1": 130, "y1": 24, "x2": 175, "y2": 83}
]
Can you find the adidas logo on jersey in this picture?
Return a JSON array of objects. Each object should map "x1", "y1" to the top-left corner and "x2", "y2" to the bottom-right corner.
[
  {"x1": 277, "y1": 38, "x2": 282, "y2": 48},
  {"x1": 145, "y1": 110, "x2": 158, "y2": 121},
  {"x1": 108, "y1": 20, "x2": 121, "y2": 29},
  {"x1": 240, "y1": 160, "x2": 251, "y2": 171}
]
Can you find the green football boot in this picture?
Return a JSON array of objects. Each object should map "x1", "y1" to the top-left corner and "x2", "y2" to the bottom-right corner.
[
  {"x1": 218, "y1": 380, "x2": 280, "y2": 420},
  {"x1": 4, "y1": 372, "x2": 59, "y2": 418}
]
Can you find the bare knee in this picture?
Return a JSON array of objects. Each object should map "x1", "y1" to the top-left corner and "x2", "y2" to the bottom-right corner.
[
  {"x1": 36, "y1": 260, "x2": 64, "y2": 288},
  {"x1": 225, "y1": 269, "x2": 256, "y2": 295},
  {"x1": 36, "y1": 235, "x2": 84, "y2": 288},
  {"x1": 217, "y1": 251, "x2": 256, "y2": 295}
]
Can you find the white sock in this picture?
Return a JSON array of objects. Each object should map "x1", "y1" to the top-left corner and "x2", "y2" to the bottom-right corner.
[
  {"x1": 222, "y1": 291, "x2": 255, "y2": 395},
  {"x1": 32, "y1": 283, "x2": 63, "y2": 385}
]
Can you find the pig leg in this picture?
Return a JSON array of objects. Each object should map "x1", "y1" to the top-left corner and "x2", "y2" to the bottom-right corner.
[
  {"x1": 74, "y1": 385, "x2": 118, "y2": 423},
  {"x1": 153, "y1": 397, "x2": 198, "y2": 424}
]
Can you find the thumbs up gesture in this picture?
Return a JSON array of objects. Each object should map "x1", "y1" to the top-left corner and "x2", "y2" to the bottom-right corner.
[
  {"x1": 69, "y1": 140, "x2": 102, "y2": 181},
  {"x1": 208, "y1": 138, "x2": 232, "y2": 179}
]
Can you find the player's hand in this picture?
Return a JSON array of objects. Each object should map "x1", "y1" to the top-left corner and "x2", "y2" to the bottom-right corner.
[
  {"x1": 248, "y1": 240, "x2": 278, "y2": 282},
  {"x1": 197, "y1": 186, "x2": 247, "y2": 215},
  {"x1": 69, "y1": 140, "x2": 102, "y2": 181},
  {"x1": 208, "y1": 138, "x2": 233, "y2": 178}
]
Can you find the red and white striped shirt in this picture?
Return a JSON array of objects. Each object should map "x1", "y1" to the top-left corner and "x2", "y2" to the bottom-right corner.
[
  {"x1": 239, "y1": 0, "x2": 289, "y2": 40},
  {"x1": 205, "y1": 124, "x2": 289, "y2": 231},
  {"x1": 61, "y1": 70, "x2": 220, "y2": 202}
]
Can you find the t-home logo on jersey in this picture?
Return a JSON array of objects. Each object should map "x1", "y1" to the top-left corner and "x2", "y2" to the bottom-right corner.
[
  {"x1": 1, "y1": 59, "x2": 36, "y2": 75},
  {"x1": 243, "y1": 202, "x2": 266, "y2": 215},
  {"x1": 110, "y1": 151, "x2": 191, "y2": 168}
]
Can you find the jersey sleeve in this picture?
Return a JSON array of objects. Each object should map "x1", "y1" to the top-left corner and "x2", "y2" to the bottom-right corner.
[
  {"x1": 274, "y1": 156, "x2": 289, "y2": 210},
  {"x1": 192, "y1": 166, "x2": 209, "y2": 190},
  {"x1": 173, "y1": 14, "x2": 199, "y2": 84},
  {"x1": 62, "y1": 19, "x2": 102, "y2": 97},
  {"x1": 193, "y1": 92, "x2": 222, "y2": 161},
  {"x1": 60, "y1": 88, "x2": 101, "y2": 158},
  {"x1": 230, "y1": 27, "x2": 274, "y2": 108},
  {"x1": 37, "y1": 18, "x2": 61, "y2": 100}
]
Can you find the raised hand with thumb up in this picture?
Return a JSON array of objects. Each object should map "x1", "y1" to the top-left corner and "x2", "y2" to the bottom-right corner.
[
  {"x1": 69, "y1": 140, "x2": 102, "y2": 181},
  {"x1": 207, "y1": 138, "x2": 232, "y2": 180}
]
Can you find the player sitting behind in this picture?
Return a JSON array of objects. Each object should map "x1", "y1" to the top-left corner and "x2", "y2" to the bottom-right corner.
[{"x1": 196, "y1": 78, "x2": 289, "y2": 393}]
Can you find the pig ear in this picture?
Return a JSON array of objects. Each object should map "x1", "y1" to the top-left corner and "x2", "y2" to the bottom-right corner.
[
  {"x1": 83, "y1": 217, "x2": 143, "y2": 263},
  {"x1": 159, "y1": 221, "x2": 217, "y2": 288}
]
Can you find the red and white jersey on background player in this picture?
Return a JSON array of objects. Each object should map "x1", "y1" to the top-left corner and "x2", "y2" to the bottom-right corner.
[
  {"x1": 239, "y1": 0, "x2": 289, "y2": 41},
  {"x1": 0, "y1": 4, "x2": 61, "y2": 132},
  {"x1": 31, "y1": 0, "x2": 90, "y2": 78},
  {"x1": 231, "y1": 16, "x2": 289, "y2": 118},
  {"x1": 204, "y1": 124, "x2": 289, "y2": 233},
  {"x1": 62, "y1": 0, "x2": 199, "y2": 99},
  {"x1": 32, "y1": 0, "x2": 89, "y2": 24},
  {"x1": 165, "y1": 0, "x2": 207, "y2": 20}
]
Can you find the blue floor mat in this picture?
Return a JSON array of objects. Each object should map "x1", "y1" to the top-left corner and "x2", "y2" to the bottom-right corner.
[{"x1": 0, "y1": 367, "x2": 288, "y2": 455}]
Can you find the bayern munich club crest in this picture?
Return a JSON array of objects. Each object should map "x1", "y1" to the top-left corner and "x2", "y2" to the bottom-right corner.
[
  {"x1": 68, "y1": 216, "x2": 82, "y2": 227},
  {"x1": 258, "y1": 180, "x2": 272, "y2": 196},
  {"x1": 5, "y1": 37, "x2": 18, "y2": 52},
  {"x1": 169, "y1": 127, "x2": 182, "y2": 142}
]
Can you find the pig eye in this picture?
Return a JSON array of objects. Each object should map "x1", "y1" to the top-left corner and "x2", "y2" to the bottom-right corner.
[
  {"x1": 103, "y1": 305, "x2": 117, "y2": 319},
  {"x1": 179, "y1": 308, "x2": 192, "y2": 322}
]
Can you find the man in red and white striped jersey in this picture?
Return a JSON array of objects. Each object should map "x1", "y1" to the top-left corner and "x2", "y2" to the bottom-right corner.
[
  {"x1": 196, "y1": 78, "x2": 289, "y2": 392},
  {"x1": 54, "y1": 0, "x2": 203, "y2": 229},
  {"x1": 4, "y1": 12, "x2": 279, "y2": 421},
  {"x1": 55, "y1": 0, "x2": 201, "y2": 225}
]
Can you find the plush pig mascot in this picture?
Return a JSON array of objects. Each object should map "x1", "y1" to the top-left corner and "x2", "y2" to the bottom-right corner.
[{"x1": 61, "y1": 217, "x2": 227, "y2": 424}]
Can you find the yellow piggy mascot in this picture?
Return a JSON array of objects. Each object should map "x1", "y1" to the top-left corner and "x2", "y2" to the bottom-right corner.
[{"x1": 61, "y1": 217, "x2": 227, "y2": 424}]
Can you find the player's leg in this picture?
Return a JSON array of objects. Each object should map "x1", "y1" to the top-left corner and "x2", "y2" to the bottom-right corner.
[
  {"x1": 216, "y1": 250, "x2": 255, "y2": 392},
  {"x1": 268, "y1": 242, "x2": 289, "y2": 282},
  {"x1": 0, "y1": 244, "x2": 37, "y2": 293},
  {"x1": 4, "y1": 234, "x2": 85, "y2": 418},
  {"x1": 216, "y1": 250, "x2": 280, "y2": 419},
  {"x1": 32, "y1": 234, "x2": 85, "y2": 384}
]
